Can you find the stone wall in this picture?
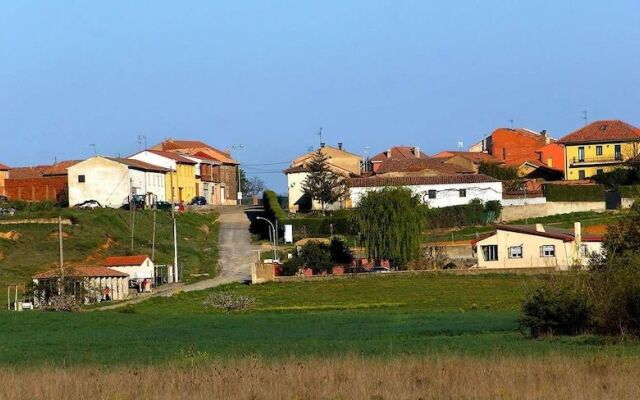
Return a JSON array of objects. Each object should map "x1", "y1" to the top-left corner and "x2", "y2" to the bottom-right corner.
[{"x1": 500, "y1": 201, "x2": 606, "y2": 222}]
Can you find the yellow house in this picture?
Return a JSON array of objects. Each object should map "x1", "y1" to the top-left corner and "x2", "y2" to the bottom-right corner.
[
  {"x1": 558, "y1": 120, "x2": 640, "y2": 180},
  {"x1": 475, "y1": 223, "x2": 602, "y2": 270},
  {"x1": 129, "y1": 150, "x2": 198, "y2": 203},
  {"x1": 0, "y1": 162, "x2": 9, "y2": 196}
]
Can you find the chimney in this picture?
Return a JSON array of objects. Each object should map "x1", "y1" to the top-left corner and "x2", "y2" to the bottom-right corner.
[
  {"x1": 541, "y1": 129, "x2": 550, "y2": 145},
  {"x1": 320, "y1": 142, "x2": 326, "y2": 148},
  {"x1": 574, "y1": 222, "x2": 582, "y2": 243},
  {"x1": 414, "y1": 146, "x2": 421, "y2": 158},
  {"x1": 387, "y1": 148, "x2": 392, "y2": 158},
  {"x1": 338, "y1": 142, "x2": 343, "y2": 150},
  {"x1": 535, "y1": 224, "x2": 545, "y2": 232}
]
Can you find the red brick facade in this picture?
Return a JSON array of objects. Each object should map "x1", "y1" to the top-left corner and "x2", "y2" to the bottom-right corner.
[{"x1": 5, "y1": 176, "x2": 68, "y2": 202}]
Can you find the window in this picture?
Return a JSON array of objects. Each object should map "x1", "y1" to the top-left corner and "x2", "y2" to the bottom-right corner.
[
  {"x1": 508, "y1": 245, "x2": 523, "y2": 259},
  {"x1": 615, "y1": 144, "x2": 622, "y2": 160},
  {"x1": 596, "y1": 146, "x2": 603, "y2": 156},
  {"x1": 78, "y1": 175, "x2": 85, "y2": 183},
  {"x1": 578, "y1": 170, "x2": 586, "y2": 180},
  {"x1": 482, "y1": 245, "x2": 498, "y2": 261},
  {"x1": 540, "y1": 245, "x2": 556, "y2": 257},
  {"x1": 578, "y1": 147, "x2": 585, "y2": 162},
  {"x1": 459, "y1": 189, "x2": 467, "y2": 198},
  {"x1": 502, "y1": 148, "x2": 506, "y2": 160},
  {"x1": 428, "y1": 190, "x2": 436, "y2": 199},
  {"x1": 580, "y1": 244, "x2": 589, "y2": 257}
]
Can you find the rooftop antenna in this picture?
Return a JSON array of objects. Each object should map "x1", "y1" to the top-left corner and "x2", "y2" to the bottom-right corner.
[
  {"x1": 509, "y1": 119, "x2": 514, "y2": 129},
  {"x1": 457, "y1": 141, "x2": 464, "y2": 150},
  {"x1": 317, "y1": 127, "x2": 323, "y2": 147},
  {"x1": 90, "y1": 144, "x2": 97, "y2": 156},
  {"x1": 582, "y1": 110, "x2": 588, "y2": 125}
]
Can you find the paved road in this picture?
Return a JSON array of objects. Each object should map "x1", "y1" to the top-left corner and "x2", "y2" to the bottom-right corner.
[{"x1": 178, "y1": 207, "x2": 256, "y2": 292}]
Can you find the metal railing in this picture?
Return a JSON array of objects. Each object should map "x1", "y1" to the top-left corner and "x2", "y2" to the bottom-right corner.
[{"x1": 571, "y1": 154, "x2": 623, "y2": 165}]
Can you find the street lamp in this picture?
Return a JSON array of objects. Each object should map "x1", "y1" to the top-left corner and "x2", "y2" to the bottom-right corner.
[
  {"x1": 233, "y1": 144, "x2": 244, "y2": 205},
  {"x1": 256, "y1": 216, "x2": 278, "y2": 261}
]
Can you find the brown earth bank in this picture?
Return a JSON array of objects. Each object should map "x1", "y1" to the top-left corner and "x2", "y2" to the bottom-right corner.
[{"x1": 1, "y1": 355, "x2": 639, "y2": 400}]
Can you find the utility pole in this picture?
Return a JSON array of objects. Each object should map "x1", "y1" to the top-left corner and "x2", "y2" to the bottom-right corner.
[
  {"x1": 173, "y1": 218, "x2": 179, "y2": 282},
  {"x1": 58, "y1": 216, "x2": 64, "y2": 295},
  {"x1": 130, "y1": 178, "x2": 135, "y2": 253},
  {"x1": 151, "y1": 207, "x2": 157, "y2": 262},
  {"x1": 233, "y1": 144, "x2": 244, "y2": 205}
]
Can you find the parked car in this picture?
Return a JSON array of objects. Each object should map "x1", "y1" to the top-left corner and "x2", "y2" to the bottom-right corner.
[
  {"x1": 189, "y1": 196, "x2": 207, "y2": 206},
  {"x1": 370, "y1": 266, "x2": 391, "y2": 273},
  {"x1": 75, "y1": 200, "x2": 102, "y2": 209},
  {"x1": 154, "y1": 201, "x2": 173, "y2": 211},
  {"x1": 0, "y1": 207, "x2": 16, "y2": 217}
]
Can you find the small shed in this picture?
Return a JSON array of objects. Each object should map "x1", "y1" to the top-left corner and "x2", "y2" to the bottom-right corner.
[
  {"x1": 32, "y1": 266, "x2": 130, "y2": 305},
  {"x1": 105, "y1": 255, "x2": 155, "y2": 281}
]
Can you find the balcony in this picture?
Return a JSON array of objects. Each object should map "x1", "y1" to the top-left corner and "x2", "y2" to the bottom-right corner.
[{"x1": 570, "y1": 154, "x2": 623, "y2": 167}]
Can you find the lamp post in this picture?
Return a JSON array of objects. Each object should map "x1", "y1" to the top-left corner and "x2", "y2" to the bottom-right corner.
[
  {"x1": 233, "y1": 144, "x2": 244, "y2": 205},
  {"x1": 256, "y1": 216, "x2": 277, "y2": 261}
]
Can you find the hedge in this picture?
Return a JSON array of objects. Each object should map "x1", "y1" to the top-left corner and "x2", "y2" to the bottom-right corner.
[
  {"x1": 263, "y1": 190, "x2": 287, "y2": 221},
  {"x1": 281, "y1": 215, "x2": 353, "y2": 236},
  {"x1": 544, "y1": 184, "x2": 604, "y2": 202},
  {"x1": 425, "y1": 200, "x2": 501, "y2": 229},
  {"x1": 619, "y1": 185, "x2": 640, "y2": 199}
]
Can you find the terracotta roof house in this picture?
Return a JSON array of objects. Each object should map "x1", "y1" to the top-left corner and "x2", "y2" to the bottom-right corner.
[
  {"x1": 375, "y1": 157, "x2": 473, "y2": 177},
  {"x1": 558, "y1": 120, "x2": 640, "y2": 181},
  {"x1": 150, "y1": 139, "x2": 239, "y2": 204},
  {"x1": 285, "y1": 143, "x2": 362, "y2": 213},
  {"x1": 487, "y1": 128, "x2": 554, "y2": 163},
  {"x1": 348, "y1": 174, "x2": 502, "y2": 209},
  {"x1": 5, "y1": 160, "x2": 79, "y2": 203},
  {"x1": 369, "y1": 146, "x2": 429, "y2": 172},
  {"x1": 475, "y1": 222, "x2": 603, "y2": 270},
  {"x1": 105, "y1": 255, "x2": 155, "y2": 280},
  {"x1": 432, "y1": 151, "x2": 503, "y2": 173},
  {"x1": 33, "y1": 265, "x2": 130, "y2": 305}
]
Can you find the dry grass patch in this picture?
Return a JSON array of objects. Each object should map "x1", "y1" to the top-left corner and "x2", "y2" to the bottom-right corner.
[{"x1": 1, "y1": 355, "x2": 639, "y2": 399}]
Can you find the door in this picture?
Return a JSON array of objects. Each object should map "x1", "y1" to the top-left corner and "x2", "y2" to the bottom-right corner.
[
  {"x1": 220, "y1": 187, "x2": 225, "y2": 204},
  {"x1": 605, "y1": 189, "x2": 621, "y2": 210},
  {"x1": 578, "y1": 147, "x2": 585, "y2": 162},
  {"x1": 615, "y1": 144, "x2": 622, "y2": 160}
]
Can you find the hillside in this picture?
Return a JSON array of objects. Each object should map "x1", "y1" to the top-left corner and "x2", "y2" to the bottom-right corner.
[{"x1": 0, "y1": 208, "x2": 219, "y2": 288}]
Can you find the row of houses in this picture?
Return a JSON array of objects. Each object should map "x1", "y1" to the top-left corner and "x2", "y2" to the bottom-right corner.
[
  {"x1": 285, "y1": 119, "x2": 640, "y2": 212},
  {"x1": 0, "y1": 139, "x2": 240, "y2": 207}
]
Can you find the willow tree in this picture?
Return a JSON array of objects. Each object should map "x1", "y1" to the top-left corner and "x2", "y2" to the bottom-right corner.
[
  {"x1": 354, "y1": 187, "x2": 427, "y2": 268},
  {"x1": 301, "y1": 149, "x2": 347, "y2": 215}
]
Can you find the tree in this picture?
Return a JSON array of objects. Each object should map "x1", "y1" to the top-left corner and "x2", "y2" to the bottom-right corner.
[
  {"x1": 478, "y1": 162, "x2": 519, "y2": 180},
  {"x1": 354, "y1": 187, "x2": 427, "y2": 269},
  {"x1": 244, "y1": 175, "x2": 266, "y2": 197},
  {"x1": 282, "y1": 241, "x2": 334, "y2": 275},
  {"x1": 301, "y1": 149, "x2": 347, "y2": 215}
]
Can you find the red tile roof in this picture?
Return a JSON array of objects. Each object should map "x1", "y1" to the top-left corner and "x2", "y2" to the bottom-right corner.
[
  {"x1": 348, "y1": 174, "x2": 500, "y2": 188},
  {"x1": 8, "y1": 167, "x2": 45, "y2": 179},
  {"x1": 433, "y1": 151, "x2": 503, "y2": 164},
  {"x1": 493, "y1": 225, "x2": 603, "y2": 243},
  {"x1": 33, "y1": 266, "x2": 129, "y2": 279},
  {"x1": 0, "y1": 163, "x2": 9, "y2": 171},
  {"x1": 41, "y1": 160, "x2": 81, "y2": 176},
  {"x1": 376, "y1": 157, "x2": 473, "y2": 175},
  {"x1": 152, "y1": 139, "x2": 237, "y2": 164},
  {"x1": 105, "y1": 255, "x2": 150, "y2": 267},
  {"x1": 370, "y1": 146, "x2": 429, "y2": 162},
  {"x1": 107, "y1": 158, "x2": 169, "y2": 173},
  {"x1": 558, "y1": 120, "x2": 640, "y2": 145},
  {"x1": 148, "y1": 150, "x2": 197, "y2": 164}
]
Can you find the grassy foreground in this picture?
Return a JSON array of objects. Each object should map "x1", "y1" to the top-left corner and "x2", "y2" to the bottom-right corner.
[
  {"x1": 1, "y1": 273, "x2": 639, "y2": 367},
  {"x1": 0, "y1": 208, "x2": 219, "y2": 287}
]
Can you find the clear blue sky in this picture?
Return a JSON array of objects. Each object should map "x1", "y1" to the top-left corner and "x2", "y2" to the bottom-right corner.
[{"x1": 2, "y1": 1, "x2": 639, "y2": 192}]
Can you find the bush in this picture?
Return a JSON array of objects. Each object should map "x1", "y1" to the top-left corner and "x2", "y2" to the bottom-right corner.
[
  {"x1": 425, "y1": 199, "x2": 500, "y2": 229},
  {"x1": 203, "y1": 292, "x2": 255, "y2": 313},
  {"x1": 519, "y1": 278, "x2": 591, "y2": 338},
  {"x1": 544, "y1": 184, "x2": 604, "y2": 202},
  {"x1": 44, "y1": 294, "x2": 81, "y2": 312},
  {"x1": 478, "y1": 162, "x2": 519, "y2": 180},
  {"x1": 263, "y1": 190, "x2": 286, "y2": 221},
  {"x1": 619, "y1": 185, "x2": 640, "y2": 199}
]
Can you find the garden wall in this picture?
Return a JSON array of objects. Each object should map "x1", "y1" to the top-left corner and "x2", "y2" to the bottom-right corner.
[{"x1": 500, "y1": 201, "x2": 606, "y2": 222}]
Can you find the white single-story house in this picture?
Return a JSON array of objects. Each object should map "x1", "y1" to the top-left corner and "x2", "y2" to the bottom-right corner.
[
  {"x1": 348, "y1": 174, "x2": 503, "y2": 208},
  {"x1": 474, "y1": 222, "x2": 603, "y2": 270},
  {"x1": 68, "y1": 156, "x2": 168, "y2": 208},
  {"x1": 105, "y1": 255, "x2": 155, "y2": 281}
]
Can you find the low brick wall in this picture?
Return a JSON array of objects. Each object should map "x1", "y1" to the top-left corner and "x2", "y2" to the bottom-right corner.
[
  {"x1": 5, "y1": 176, "x2": 68, "y2": 202},
  {"x1": 500, "y1": 201, "x2": 606, "y2": 222}
]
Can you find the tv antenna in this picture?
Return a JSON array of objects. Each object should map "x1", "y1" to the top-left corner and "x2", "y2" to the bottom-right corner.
[
  {"x1": 582, "y1": 110, "x2": 588, "y2": 125},
  {"x1": 509, "y1": 119, "x2": 514, "y2": 129},
  {"x1": 457, "y1": 141, "x2": 464, "y2": 150},
  {"x1": 138, "y1": 134, "x2": 147, "y2": 151},
  {"x1": 317, "y1": 127, "x2": 323, "y2": 146},
  {"x1": 90, "y1": 144, "x2": 97, "y2": 156}
]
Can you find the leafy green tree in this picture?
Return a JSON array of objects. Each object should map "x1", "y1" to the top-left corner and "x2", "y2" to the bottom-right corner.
[
  {"x1": 354, "y1": 187, "x2": 427, "y2": 269},
  {"x1": 283, "y1": 241, "x2": 334, "y2": 275},
  {"x1": 301, "y1": 149, "x2": 347, "y2": 215},
  {"x1": 478, "y1": 162, "x2": 519, "y2": 180}
]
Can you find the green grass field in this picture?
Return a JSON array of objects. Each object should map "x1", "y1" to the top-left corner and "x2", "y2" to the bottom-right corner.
[
  {"x1": 0, "y1": 208, "x2": 219, "y2": 287},
  {"x1": 2, "y1": 273, "x2": 639, "y2": 366}
]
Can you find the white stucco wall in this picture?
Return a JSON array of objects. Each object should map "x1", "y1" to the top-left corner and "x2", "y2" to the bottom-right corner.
[
  {"x1": 108, "y1": 259, "x2": 155, "y2": 280},
  {"x1": 130, "y1": 151, "x2": 177, "y2": 171},
  {"x1": 128, "y1": 169, "x2": 166, "y2": 201},
  {"x1": 287, "y1": 171, "x2": 344, "y2": 212},
  {"x1": 68, "y1": 157, "x2": 131, "y2": 208},
  {"x1": 349, "y1": 181, "x2": 503, "y2": 208}
]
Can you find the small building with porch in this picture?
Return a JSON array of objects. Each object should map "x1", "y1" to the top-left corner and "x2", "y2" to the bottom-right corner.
[
  {"x1": 105, "y1": 255, "x2": 154, "y2": 289},
  {"x1": 32, "y1": 266, "x2": 130, "y2": 306}
]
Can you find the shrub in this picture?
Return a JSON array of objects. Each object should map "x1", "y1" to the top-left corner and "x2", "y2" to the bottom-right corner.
[
  {"x1": 203, "y1": 292, "x2": 255, "y2": 313},
  {"x1": 44, "y1": 294, "x2": 81, "y2": 312},
  {"x1": 425, "y1": 199, "x2": 500, "y2": 229},
  {"x1": 518, "y1": 278, "x2": 591, "y2": 338},
  {"x1": 544, "y1": 184, "x2": 604, "y2": 202},
  {"x1": 478, "y1": 162, "x2": 519, "y2": 180},
  {"x1": 619, "y1": 185, "x2": 640, "y2": 199},
  {"x1": 263, "y1": 190, "x2": 286, "y2": 221}
]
